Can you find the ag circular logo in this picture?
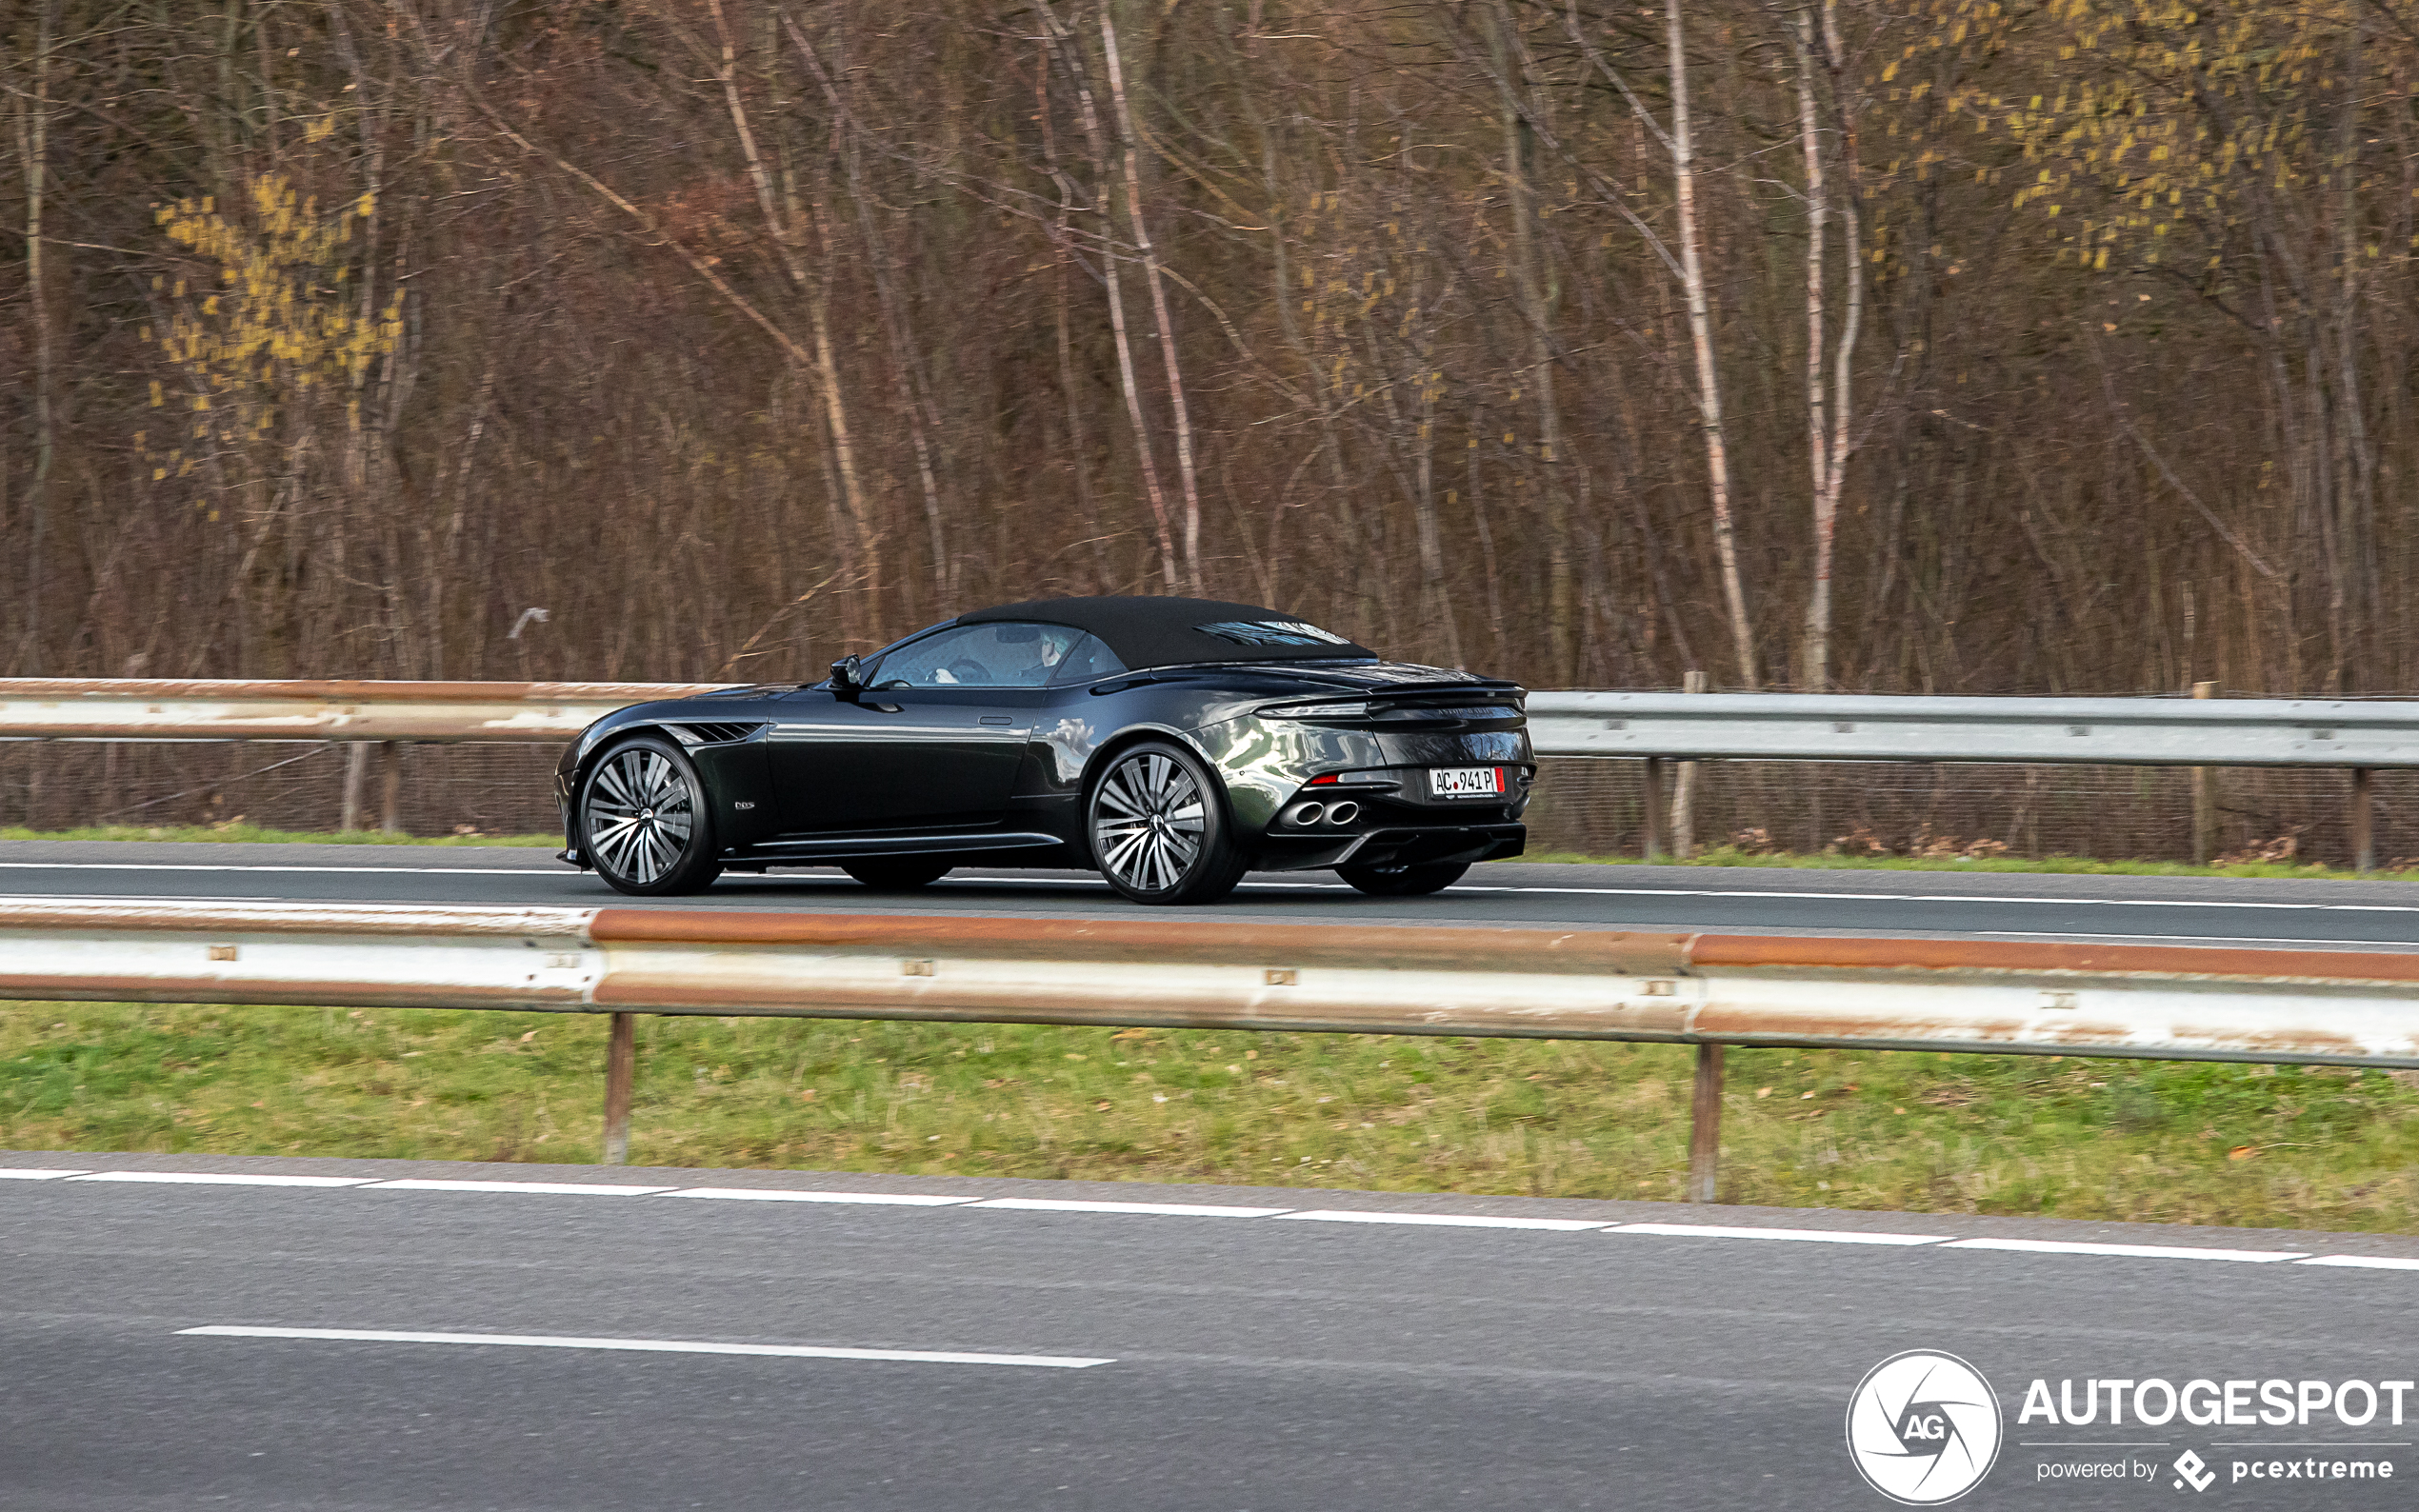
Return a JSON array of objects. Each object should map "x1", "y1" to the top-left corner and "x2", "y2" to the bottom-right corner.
[{"x1": 1845, "y1": 1350, "x2": 2004, "y2": 1504}]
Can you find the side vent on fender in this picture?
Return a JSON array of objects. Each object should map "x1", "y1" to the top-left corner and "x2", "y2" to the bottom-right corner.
[{"x1": 668, "y1": 722, "x2": 767, "y2": 746}]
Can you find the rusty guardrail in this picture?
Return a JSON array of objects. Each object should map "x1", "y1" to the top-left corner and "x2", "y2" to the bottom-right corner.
[
  {"x1": 0, "y1": 678, "x2": 737, "y2": 832},
  {"x1": 0, "y1": 679, "x2": 734, "y2": 742},
  {"x1": 9, "y1": 902, "x2": 2416, "y2": 1191}
]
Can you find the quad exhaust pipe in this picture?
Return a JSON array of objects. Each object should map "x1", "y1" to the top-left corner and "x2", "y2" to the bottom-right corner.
[{"x1": 1284, "y1": 800, "x2": 1360, "y2": 827}]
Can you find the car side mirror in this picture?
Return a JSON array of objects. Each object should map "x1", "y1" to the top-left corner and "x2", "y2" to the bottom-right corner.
[{"x1": 829, "y1": 655, "x2": 864, "y2": 696}]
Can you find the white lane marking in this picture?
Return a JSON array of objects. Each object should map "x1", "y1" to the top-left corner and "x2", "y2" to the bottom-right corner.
[
  {"x1": 70, "y1": 1171, "x2": 374, "y2": 1188},
  {"x1": 0, "y1": 862, "x2": 553, "y2": 876},
  {"x1": 15, "y1": 860, "x2": 2419, "y2": 917},
  {"x1": 1278, "y1": 1209, "x2": 1607, "y2": 1231},
  {"x1": 910, "y1": 872, "x2": 2419, "y2": 916},
  {"x1": 1475, "y1": 886, "x2": 2419, "y2": 915},
  {"x1": 18, "y1": 1171, "x2": 2411, "y2": 1273},
  {"x1": 1609, "y1": 1223, "x2": 1947, "y2": 1245},
  {"x1": 970, "y1": 1197, "x2": 1293, "y2": 1218},
  {"x1": 667, "y1": 1187, "x2": 971, "y2": 1206},
  {"x1": 363, "y1": 1179, "x2": 674, "y2": 1196},
  {"x1": 1981, "y1": 930, "x2": 2419, "y2": 946},
  {"x1": 175, "y1": 1324, "x2": 1112, "y2": 1368},
  {"x1": 8, "y1": 893, "x2": 286, "y2": 902},
  {"x1": 1942, "y1": 1237, "x2": 2308, "y2": 1263}
]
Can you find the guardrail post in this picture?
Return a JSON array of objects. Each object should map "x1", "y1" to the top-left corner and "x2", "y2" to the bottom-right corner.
[
  {"x1": 601, "y1": 1011, "x2": 636, "y2": 1164},
  {"x1": 340, "y1": 743, "x2": 368, "y2": 831},
  {"x1": 1642, "y1": 758, "x2": 1667, "y2": 861},
  {"x1": 2191, "y1": 681, "x2": 2218, "y2": 865},
  {"x1": 1670, "y1": 670, "x2": 1706, "y2": 858},
  {"x1": 2352, "y1": 767, "x2": 2376, "y2": 874},
  {"x1": 1687, "y1": 1043, "x2": 1724, "y2": 1203},
  {"x1": 377, "y1": 741, "x2": 402, "y2": 834}
]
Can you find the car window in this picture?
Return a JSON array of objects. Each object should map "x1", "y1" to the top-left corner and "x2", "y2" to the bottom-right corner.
[
  {"x1": 1049, "y1": 633, "x2": 1128, "y2": 685},
  {"x1": 867, "y1": 622, "x2": 1081, "y2": 689}
]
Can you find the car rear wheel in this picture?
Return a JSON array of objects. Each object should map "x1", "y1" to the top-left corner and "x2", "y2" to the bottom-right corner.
[
  {"x1": 580, "y1": 736, "x2": 723, "y2": 896},
  {"x1": 842, "y1": 859, "x2": 952, "y2": 889},
  {"x1": 1337, "y1": 861, "x2": 1469, "y2": 897},
  {"x1": 1088, "y1": 742, "x2": 1249, "y2": 905}
]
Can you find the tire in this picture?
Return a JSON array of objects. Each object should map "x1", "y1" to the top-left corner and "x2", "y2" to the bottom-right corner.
[
  {"x1": 1337, "y1": 861, "x2": 1469, "y2": 897},
  {"x1": 579, "y1": 735, "x2": 724, "y2": 896},
  {"x1": 1087, "y1": 741, "x2": 1250, "y2": 905},
  {"x1": 843, "y1": 858, "x2": 952, "y2": 889}
]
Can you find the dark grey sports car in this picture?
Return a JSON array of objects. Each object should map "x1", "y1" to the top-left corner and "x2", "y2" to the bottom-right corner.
[{"x1": 555, "y1": 596, "x2": 1531, "y2": 905}]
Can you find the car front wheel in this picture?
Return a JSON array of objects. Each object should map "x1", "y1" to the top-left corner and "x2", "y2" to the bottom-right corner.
[
  {"x1": 580, "y1": 735, "x2": 724, "y2": 896},
  {"x1": 1087, "y1": 742, "x2": 1249, "y2": 905}
]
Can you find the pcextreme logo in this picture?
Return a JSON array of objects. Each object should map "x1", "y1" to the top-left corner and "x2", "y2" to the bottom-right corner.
[{"x1": 1846, "y1": 1350, "x2": 2006, "y2": 1505}]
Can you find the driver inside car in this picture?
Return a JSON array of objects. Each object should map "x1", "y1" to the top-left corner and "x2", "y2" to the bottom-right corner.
[{"x1": 1016, "y1": 627, "x2": 1074, "y2": 685}]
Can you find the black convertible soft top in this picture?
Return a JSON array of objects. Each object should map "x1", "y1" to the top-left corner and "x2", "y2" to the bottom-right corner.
[{"x1": 960, "y1": 596, "x2": 1375, "y2": 670}]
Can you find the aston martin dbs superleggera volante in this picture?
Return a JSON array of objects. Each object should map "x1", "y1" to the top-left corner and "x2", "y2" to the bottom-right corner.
[{"x1": 555, "y1": 596, "x2": 1531, "y2": 905}]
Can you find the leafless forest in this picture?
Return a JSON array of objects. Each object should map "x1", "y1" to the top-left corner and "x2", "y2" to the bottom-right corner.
[{"x1": 5, "y1": 0, "x2": 2416, "y2": 699}]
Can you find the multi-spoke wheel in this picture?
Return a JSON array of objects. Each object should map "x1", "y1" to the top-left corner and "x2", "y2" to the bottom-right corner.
[
  {"x1": 1087, "y1": 741, "x2": 1249, "y2": 905},
  {"x1": 1337, "y1": 861, "x2": 1469, "y2": 897},
  {"x1": 579, "y1": 735, "x2": 723, "y2": 896}
]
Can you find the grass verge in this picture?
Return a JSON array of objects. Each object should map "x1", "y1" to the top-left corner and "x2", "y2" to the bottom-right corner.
[{"x1": 8, "y1": 1002, "x2": 2418, "y2": 1233}]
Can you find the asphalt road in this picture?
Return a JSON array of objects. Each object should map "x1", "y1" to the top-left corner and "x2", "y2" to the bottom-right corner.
[
  {"x1": 9, "y1": 841, "x2": 2419, "y2": 949},
  {"x1": 5, "y1": 1152, "x2": 2416, "y2": 1511}
]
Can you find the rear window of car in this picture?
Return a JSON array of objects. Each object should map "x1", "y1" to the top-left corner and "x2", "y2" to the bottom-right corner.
[{"x1": 1192, "y1": 619, "x2": 1355, "y2": 648}]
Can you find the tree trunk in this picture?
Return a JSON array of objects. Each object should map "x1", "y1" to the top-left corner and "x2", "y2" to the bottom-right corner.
[
  {"x1": 1100, "y1": 7, "x2": 1203, "y2": 594},
  {"x1": 1670, "y1": 0, "x2": 1755, "y2": 688}
]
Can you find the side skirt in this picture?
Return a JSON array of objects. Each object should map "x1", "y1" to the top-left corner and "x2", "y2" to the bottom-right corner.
[{"x1": 731, "y1": 831, "x2": 1068, "y2": 864}]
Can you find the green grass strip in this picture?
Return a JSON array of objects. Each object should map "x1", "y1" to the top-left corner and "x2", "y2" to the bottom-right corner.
[{"x1": 8, "y1": 1004, "x2": 2418, "y2": 1233}]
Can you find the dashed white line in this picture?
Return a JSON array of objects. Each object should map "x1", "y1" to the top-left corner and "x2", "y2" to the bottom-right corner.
[
  {"x1": 175, "y1": 1325, "x2": 1113, "y2": 1368},
  {"x1": 11, "y1": 1170, "x2": 2406, "y2": 1274},
  {"x1": 1278, "y1": 1209, "x2": 1606, "y2": 1231},
  {"x1": 362, "y1": 1179, "x2": 674, "y2": 1196},
  {"x1": 1609, "y1": 1223, "x2": 1947, "y2": 1245},
  {"x1": 970, "y1": 1197, "x2": 1293, "y2": 1218},
  {"x1": 668, "y1": 1187, "x2": 971, "y2": 1206},
  {"x1": 1941, "y1": 1237, "x2": 2308, "y2": 1263},
  {"x1": 70, "y1": 1171, "x2": 374, "y2": 1188}
]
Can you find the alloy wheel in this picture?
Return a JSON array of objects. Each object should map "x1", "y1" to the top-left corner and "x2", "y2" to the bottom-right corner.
[
  {"x1": 586, "y1": 745, "x2": 698, "y2": 887},
  {"x1": 1091, "y1": 750, "x2": 1207, "y2": 894}
]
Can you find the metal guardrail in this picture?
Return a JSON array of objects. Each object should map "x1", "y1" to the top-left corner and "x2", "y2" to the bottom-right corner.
[
  {"x1": 0, "y1": 679, "x2": 735, "y2": 742},
  {"x1": 10, "y1": 679, "x2": 2411, "y2": 764},
  {"x1": 1524, "y1": 691, "x2": 2419, "y2": 766},
  {"x1": 4, "y1": 677, "x2": 2413, "y2": 860},
  {"x1": 9, "y1": 902, "x2": 2417, "y2": 1192}
]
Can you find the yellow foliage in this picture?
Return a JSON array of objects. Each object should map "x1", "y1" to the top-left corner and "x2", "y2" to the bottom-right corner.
[{"x1": 145, "y1": 172, "x2": 400, "y2": 484}]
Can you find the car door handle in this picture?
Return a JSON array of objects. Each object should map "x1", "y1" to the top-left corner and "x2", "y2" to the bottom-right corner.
[{"x1": 978, "y1": 715, "x2": 1014, "y2": 726}]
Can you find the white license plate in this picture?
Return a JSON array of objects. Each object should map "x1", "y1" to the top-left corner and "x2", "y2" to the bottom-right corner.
[{"x1": 1429, "y1": 766, "x2": 1505, "y2": 799}]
